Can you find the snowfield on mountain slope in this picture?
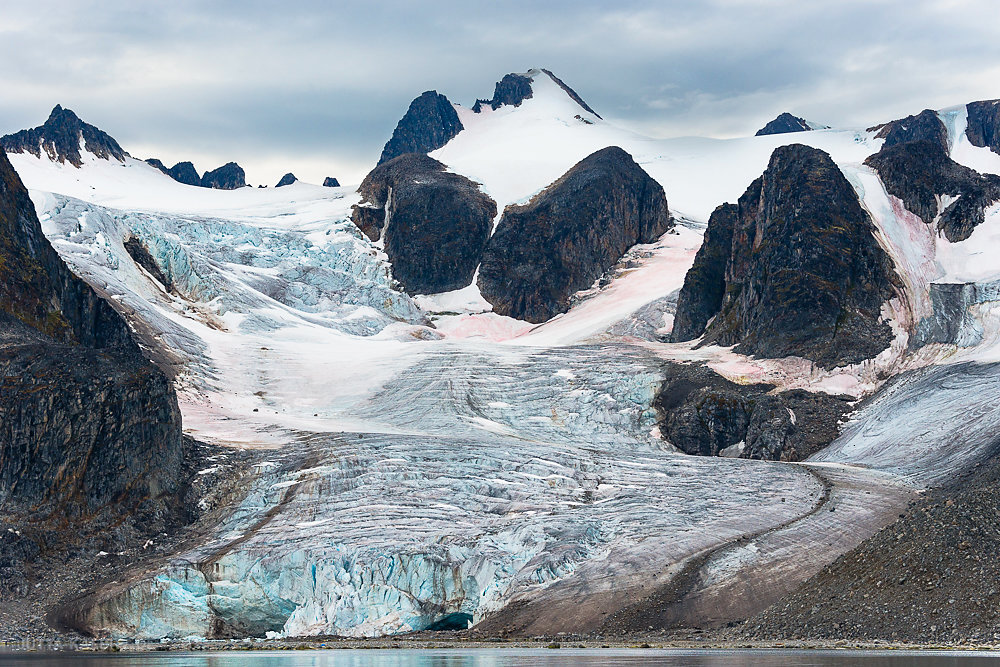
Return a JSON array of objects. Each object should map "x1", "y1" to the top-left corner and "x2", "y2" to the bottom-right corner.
[{"x1": 10, "y1": 81, "x2": 1000, "y2": 638}]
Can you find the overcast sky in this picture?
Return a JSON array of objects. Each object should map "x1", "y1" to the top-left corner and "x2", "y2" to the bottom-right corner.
[{"x1": 2, "y1": 0, "x2": 999, "y2": 185}]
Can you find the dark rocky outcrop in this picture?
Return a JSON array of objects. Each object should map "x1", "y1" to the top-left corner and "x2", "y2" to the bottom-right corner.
[
  {"x1": 201, "y1": 162, "x2": 246, "y2": 190},
  {"x1": 864, "y1": 140, "x2": 1000, "y2": 242},
  {"x1": 673, "y1": 144, "x2": 898, "y2": 368},
  {"x1": 0, "y1": 105, "x2": 127, "y2": 167},
  {"x1": 478, "y1": 146, "x2": 671, "y2": 323},
  {"x1": 966, "y1": 99, "x2": 1000, "y2": 155},
  {"x1": 378, "y1": 91, "x2": 464, "y2": 165},
  {"x1": 167, "y1": 161, "x2": 201, "y2": 187},
  {"x1": 276, "y1": 172, "x2": 297, "y2": 187},
  {"x1": 352, "y1": 153, "x2": 496, "y2": 293},
  {"x1": 124, "y1": 236, "x2": 172, "y2": 291},
  {"x1": 541, "y1": 69, "x2": 602, "y2": 119},
  {"x1": 472, "y1": 73, "x2": 534, "y2": 112},
  {"x1": 871, "y1": 109, "x2": 949, "y2": 153},
  {"x1": 654, "y1": 363, "x2": 852, "y2": 461},
  {"x1": 670, "y1": 204, "x2": 737, "y2": 342},
  {"x1": 755, "y1": 112, "x2": 814, "y2": 136},
  {"x1": 0, "y1": 148, "x2": 183, "y2": 521},
  {"x1": 146, "y1": 159, "x2": 202, "y2": 186},
  {"x1": 322, "y1": 177, "x2": 340, "y2": 188}
]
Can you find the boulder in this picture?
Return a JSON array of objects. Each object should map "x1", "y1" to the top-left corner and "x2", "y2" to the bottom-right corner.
[
  {"x1": 673, "y1": 144, "x2": 898, "y2": 368},
  {"x1": 352, "y1": 153, "x2": 496, "y2": 293},
  {"x1": 478, "y1": 146, "x2": 671, "y2": 323},
  {"x1": 378, "y1": 91, "x2": 464, "y2": 165},
  {"x1": 201, "y1": 162, "x2": 246, "y2": 189}
]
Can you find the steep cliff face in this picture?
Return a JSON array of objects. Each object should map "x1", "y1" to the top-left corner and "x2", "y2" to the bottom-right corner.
[
  {"x1": 478, "y1": 146, "x2": 672, "y2": 323},
  {"x1": 872, "y1": 109, "x2": 949, "y2": 153},
  {"x1": 201, "y1": 162, "x2": 246, "y2": 189},
  {"x1": 865, "y1": 140, "x2": 1000, "y2": 242},
  {"x1": 673, "y1": 144, "x2": 897, "y2": 368},
  {"x1": 0, "y1": 149, "x2": 183, "y2": 522},
  {"x1": 352, "y1": 153, "x2": 495, "y2": 294},
  {"x1": 670, "y1": 204, "x2": 737, "y2": 342},
  {"x1": 0, "y1": 105, "x2": 127, "y2": 167},
  {"x1": 965, "y1": 99, "x2": 1000, "y2": 155},
  {"x1": 378, "y1": 91, "x2": 464, "y2": 165}
]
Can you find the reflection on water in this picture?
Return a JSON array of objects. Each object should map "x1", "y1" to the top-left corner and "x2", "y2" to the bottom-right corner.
[{"x1": 1, "y1": 649, "x2": 1000, "y2": 666}]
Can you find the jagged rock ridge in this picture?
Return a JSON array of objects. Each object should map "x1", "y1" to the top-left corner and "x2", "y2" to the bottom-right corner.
[
  {"x1": 478, "y1": 146, "x2": 671, "y2": 323},
  {"x1": 378, "y1": 91, "x2": 464, "y2": 165},
  {"x1": 472, "y1": 73, "x2": 534, "y2": 112},
  {"x1": 0, "y1": 105, "x2": 127, "y2": 167},
  {"x1": 352, "y1": 153, "x2": 496, "y2": 294},
  {"x1": 865, "y1": 140, "x2": 1000, "y2": 242},
  {"x1": 672, "y1": 144, "x2": 898, "y2": 368},
  {"x1": 146, "y1": 159, "x2": 202, "y2": 187},
  {"x1": 755, "y1": 112, "x2": 822, "y2": 136}
]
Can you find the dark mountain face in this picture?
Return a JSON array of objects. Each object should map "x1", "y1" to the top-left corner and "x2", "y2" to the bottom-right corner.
[
  {"x1": 865, "y1": 140, "x2": 1000, "y2": 242},
  {"x1": 965, "y1": 99, "x2": 1000, "y2": 155},
  {"x1": 478, "y1": 146, "x2": 672, "y2": 323},
  {"x1": 673, "y1": 144, "x2": 898, "y2": 368},
  {"x1": 276, "y1": 172, "x2": 297, "y2": 187},
  {"x1": 352, "y1": 153, "x2": 496, "y2": 294},
  {"x1": 670, "y1": 204, "x2": 737, "y2": 342},
  {"x1": 872, "y1": 109, "x2": 949, "y2": 153},
  {"x1": 0, "y1": 149, "x2": 182, "y2": 523},
  {"x1": 472, "y1": 73, "x2": 534, "y2": 112},
  {"x1": 322, "y1": 177, "x2": 340, "y2": 187},
  {"x1": 201, "y1": 162, "x2": 246, "y2": 189},
  {"x1": 755, "y1": 112, "x2": 811, "y2": 136},
  {"x1": 654, "y1": 363, "x2": 851, "y2": 461},
  {"x1": 0, "y1": 105, "x2": 127, "y2": 167},
  {"x1": 146, "y1": 159, "x2": 201, "y2": 186},
  {"x1": 378, "y1": 91, "x2": 464, "y2": 165}
]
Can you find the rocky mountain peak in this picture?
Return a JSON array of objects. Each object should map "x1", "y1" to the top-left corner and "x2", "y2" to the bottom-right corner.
[
  {"x1": 472, "y1": 69, "x2": 602, "y2": 119},
  {"x1": 378, "y1": 91, "x2": 464, "y2": 165},
  {"x1": 755, "y1": 112, "x2": 823, "y2": 136},
  {"x1": 0, "y1": 104, "x2": 128, "y2": 167},
  {"x1": 276, "y1": 172, "x2": 297, "y2": 187},
  {"x1": 200, "y1": 162, "x2": 246, "y2": 189}
]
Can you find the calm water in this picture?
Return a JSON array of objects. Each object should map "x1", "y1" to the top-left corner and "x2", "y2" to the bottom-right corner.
[{"x1": 2, "y1": 649, "x2": 1000, "y2": 666}]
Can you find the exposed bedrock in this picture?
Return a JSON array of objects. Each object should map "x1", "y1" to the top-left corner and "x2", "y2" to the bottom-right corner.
[
  {"x1": 201, "y1": 162, "x2": 246, "y2": 190},
  {"x1": 275, "y1": 172, "x2": 297, "y2": 187},
  {"x1": 378, "y1": 91, "x2": 464, "y2": 165},
  {"x1": 1, "y1": 105, "x2": 126, "y2": 167},
  {"x1": 654, "y1": 363, "x2": 851, "y2": 462},
  {"x1": 871, "y1": 108, "x2": 949, "y2": 153},
  {"x1": 478, "y1": 146, "x2": 672, "y2": 323},
  {"x1": 864, "y1": 139, "x2": 1000, "y2": 242},
  {"x1": 472, "y1": 73, "x2": 534, "y2": 112},
  {"x1": 755, "y1": 112, "x2": 813, "y2": 136},
  {"x1": 672, "y1": 144, "x2": 898, "y2": 368},
  {"x1": 146, "y1": 159, "x2": 202, "y2": 187},
  {"x1": 0, "y1": 148, "x2": 184, "y2": 523},
  {"x1": 322, "y1": 177, "x2": 340, "y2": 188},
  {"x1": 965, "y1": 99, "x2": 1000, "y2": 155},
  {"x1": 352, "y1": 153, "x2": 496, "y2": 294}
]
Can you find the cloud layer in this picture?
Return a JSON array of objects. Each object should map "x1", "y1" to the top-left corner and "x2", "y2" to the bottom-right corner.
[{"x1": 2, "y1": 0, "x2": 998, "y2": 184}]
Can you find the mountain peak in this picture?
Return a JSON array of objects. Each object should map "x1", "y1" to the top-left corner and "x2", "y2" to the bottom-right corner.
[
  {"x1": 1, "y1": 104, "x2": 127, "y2": 167},
  {"x1": 472, "y1": 69, "x2": 602, "y2": 119},
  {"x1": 755, "y1": 112, "x2": 826, "y2": 136}
]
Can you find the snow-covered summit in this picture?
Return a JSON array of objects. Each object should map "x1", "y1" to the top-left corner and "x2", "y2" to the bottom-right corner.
[{"x1": 1, "y1": 104, "x2": 127, "y2": 166}]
